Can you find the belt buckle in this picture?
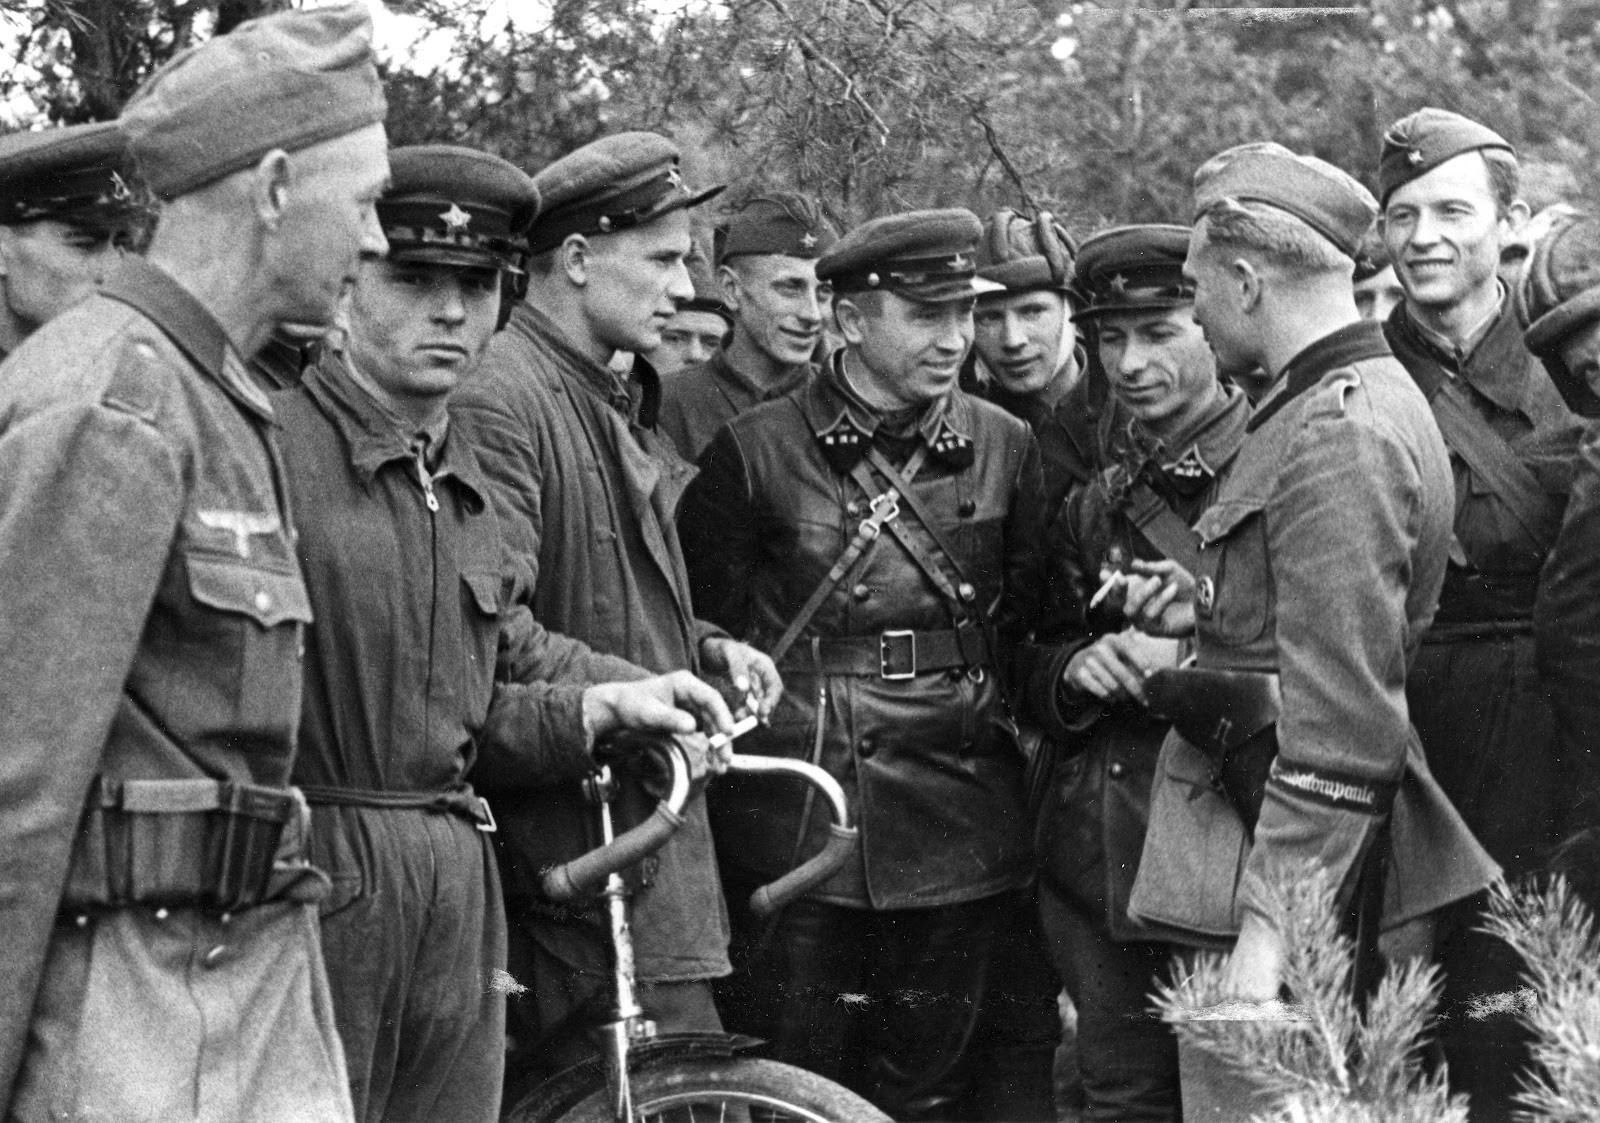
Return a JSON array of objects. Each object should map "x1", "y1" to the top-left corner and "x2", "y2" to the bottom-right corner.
[
  {"x1": 880, "y1": 630, "x2": 917, "y2": 680},
  {"x1": 476, "y1": 796, "x2": 498, "y2": 833}
]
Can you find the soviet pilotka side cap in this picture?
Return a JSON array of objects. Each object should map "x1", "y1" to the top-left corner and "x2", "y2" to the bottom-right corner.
[
  {"x1": 118, "y1": 2, "x2": 386, "y2": 201},
  {"x1": 715, "y1": 194, "x2": 838, "y2": 263},
  {"x1": 1193, "y1": 141, "x2": 1376, "y2": 260},
  {"x1": 1379, "y1": 107, "x2": 1515, "y2": 207},
  {"x1": 379, "y1": 145, "x2": 538, "y2": 272},
  {"x1": 0, "y1": 122, "x2": 140, "y2": 229},
  {"x1": 1072, "y1": 224, "x2": 1193, "y2": 319},
  {"x1": 1516, "y1": 211, "x2": 1600, "y2": 414},
  {"x1": 529, "y1": 131, "x2": 724, "y2": 255},
  {"x1": 975, "y1": 209, "x2": 1078, "y2": 294},
  {"x1": 818, "y1": 208, "x2": 1003, "y2": 304}
]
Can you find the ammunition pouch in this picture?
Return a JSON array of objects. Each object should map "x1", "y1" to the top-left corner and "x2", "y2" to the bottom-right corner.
[
  {"x1": 62, "y1": 777, "x2": 307, "y2": 914},
  {"x1": 1145, "y1": 667, "x2": 1281, "y2": 832}
]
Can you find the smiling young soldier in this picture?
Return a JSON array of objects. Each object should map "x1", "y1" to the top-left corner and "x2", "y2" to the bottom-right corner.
[
  {"x1": 1117, "y1": 145, "x2": 1494, "y2": 1043},
  {"x1": 0, "y1": 6, "x2": 391, "y2": 1118},
  {"x1": 657, "y1": 192, "x2": 837, "y2": 460},
  {"x1": 448, "y1": 132, "x2": 782, "y2": 1101},
  {"x1": 0, "y1": 122, "x2": 145, "y2": 358},
  {"x1": 1377, "y1": 109, "x2": 1587, "y2": 1118},
  {"x1": 273, "y1": 145, "x2": 737, "y2": 1123},
  {"x1": 678, "y1": 209, "x2": 1048, "y2": 1120},
  {"x1": 1015, "y1": 223, "x2": 1249, "y2": 1123},
  {"x1": 972, "y1": 209, "x2": 1115, "y2": 515}
]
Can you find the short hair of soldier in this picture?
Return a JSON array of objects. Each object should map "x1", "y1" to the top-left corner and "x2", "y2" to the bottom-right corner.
[
  {"x1": 1481, "y1": 147, "x2": 1520, "y2": 220},
  {"x1": 1196, "y1": 197, "x2": 1350, "y2": 278},
  {"x1": 835, "y1": 289, "x2": 884, "y2": 320}
]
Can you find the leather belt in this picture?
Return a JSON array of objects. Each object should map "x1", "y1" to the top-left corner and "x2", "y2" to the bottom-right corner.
[
  {"x1": 62, "y1": 777, "x2": 308, "y2": 914},
  {"x1": 299, "y1": 785, "x2": 497, "y2": 832},
  {"x1": 782, "y1": 625, "x2": 992, "y2": 680}
]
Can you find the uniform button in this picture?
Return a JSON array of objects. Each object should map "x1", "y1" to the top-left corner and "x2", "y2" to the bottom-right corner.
[
  {"x1": 958, "y1": 500, "x2": 976, "y2": 517},
  {"x1": 254, "y1": 590, "x2": 272, "y2": 614},
  {"x1": 1108, "y1": 762, "x2": 1127, "y2": 779},
  {"x1": 858, "y1": 735, "x2": 877, "y2": 759},
  {"x1": 852, "y1": 583, "x2": 871, "y2": 602},
  {"x1": 203, "y1": 945, "x2": 227, "y2": 968},
  {"x1": 957, "y1": 582, "x2": 976, "y2": 603},
  {"x1": 154, "y1": 908, "x2": 169, "y2": 921},
  {"x1": 75, "y1": 914, "x2": 89, "y2": 928},
  {"x1": 846, "y1": 501, "x2": 862, "y2": 517}
]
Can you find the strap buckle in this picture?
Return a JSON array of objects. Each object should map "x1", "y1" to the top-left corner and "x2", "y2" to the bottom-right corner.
[
  {"x1": 860, "y1": 490, "x2": 900, "y2": 540},
  {"x1": 879, "y1": 630, "x2": 917, "y2": 680},
  {"x1": 475, "y1": 796, "x2": 498, "y2": 833}
]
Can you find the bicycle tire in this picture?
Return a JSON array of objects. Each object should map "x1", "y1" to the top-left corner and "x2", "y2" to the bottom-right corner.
[{"x1": 542, "y1": 1055, "x2": 894, "y2": 1123}]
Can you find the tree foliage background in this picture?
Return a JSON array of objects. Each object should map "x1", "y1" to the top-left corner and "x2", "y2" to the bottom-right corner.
[{"x1": 5, "y1": 0, "x2": 1600, "y2": 238}]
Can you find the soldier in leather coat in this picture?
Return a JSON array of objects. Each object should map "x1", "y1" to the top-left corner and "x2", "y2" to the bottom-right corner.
[{"x1": 679, "y1": 208, "x2": 1048, "y2": 1120}]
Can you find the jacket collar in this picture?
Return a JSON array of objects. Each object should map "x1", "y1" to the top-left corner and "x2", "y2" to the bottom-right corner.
[
  {"x1": 1118, "y1": 382, "x2": 1251, "y2": 498},
  {"x1": 1386, "y1": 292, "x2": 1532, "y2": 415},
  {"x1": 709, "y1": 348, "x2": 812, "y2": 408},
  {"x1": 800, "y1": 351, "x2": 974, "y2": 474},
  {"x1": 510, "y1": 302, "x2": 662, "y2": 429},
  {"x1": 302, "y1": 353, "x2": 487, "y2": 508},
  {"x1": 1247, "y1": 319, "x2": 1392, "y2": 433},
  {"x1": 100, "y1": 257, "x2": 274, "y2": 423}
]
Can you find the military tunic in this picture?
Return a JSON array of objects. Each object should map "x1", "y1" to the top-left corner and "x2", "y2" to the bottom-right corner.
[
  {"x1": 0, "y1": 258, "x2": 350, "y2": 1121},
  {"x1": 657, "y1": 348, "x2": 812, "y2": 462},
  {"x1": 1130, "y1": 321, "x2": 1499, "y2": 942}
]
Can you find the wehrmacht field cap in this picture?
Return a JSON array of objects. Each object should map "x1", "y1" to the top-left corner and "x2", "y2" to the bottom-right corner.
[
  {"x1": 819, "y1": 208, "x2": 1002, "y2": 304},
  {"x1": 379, "y1": 146, "x2": 536, "y2": 271},
  {"x1": 529, "y1": 132, "x2": 723, "y2": 255},
  {"x1": 1193, "y1": 142, "x2": 1376, "y2": 260},
  {"x1": 120, "y1": 2, "x2": 386, "y2": 200},
  {"x1": 975, "y1": 210, "x2": 1077, "y2": 295},
  {"x1": 1072, "y1": 224, "x2": 1193, "y2": 319},
  {"x1": 1379, "y1": 107, "x2": 1514, "y2": 207},
  {"x1": 0, "y1": 122, "x2": 139, "y2": 229},
  {"x1": 715, "y1": 193, "x2": 838, "y2": 264}
]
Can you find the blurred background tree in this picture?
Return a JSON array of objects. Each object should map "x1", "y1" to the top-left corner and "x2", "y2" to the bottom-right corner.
[{"x1": 3, "y1": 0, "x2": 1599, "y2": 235}]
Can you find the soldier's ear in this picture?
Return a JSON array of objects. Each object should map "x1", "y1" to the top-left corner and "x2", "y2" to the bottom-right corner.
[
  {"x1": 835, "y1": 294, "x2": 869, "y2": 345},
  {"x1": 717, "y1": 263, "x2": 742, "y2": 312},
  {"x1": 1233, "y1": 257, "x2": 1264, "y2": 313},
  {"x1": 560, "y1": 234, "x2": 590, "y2": 287},
  {"x1": 251, "y1": 149, "x2": 293, "y2": 232}
]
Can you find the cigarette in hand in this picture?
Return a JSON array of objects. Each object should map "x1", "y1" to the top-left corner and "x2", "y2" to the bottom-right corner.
[
  {"x1": 708, "y1": 714, "x2": 760, "y2": 751},
  {"x1": 1088, "y1": 571, "x2": 1126, "y2": 610}
]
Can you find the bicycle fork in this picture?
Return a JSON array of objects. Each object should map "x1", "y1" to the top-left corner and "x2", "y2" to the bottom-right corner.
[{"x1": 584, "y1": 765, "x2": 656, "y2": 1123}]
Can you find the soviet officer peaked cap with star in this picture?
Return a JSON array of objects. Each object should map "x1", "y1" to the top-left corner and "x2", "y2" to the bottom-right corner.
[
  {"x1": 378, "y1": 145, "x2": 537, "y2": 271},
  {"x1": 715, "y1": 192, "x2": 839, "y2": 264},
  {"x1": 1379, "y1": 107, "x2": 1515, "y2": 207},
  {"x1": 818, "y1": 208, "x2": 1003, "y2": 304},
  {"x1": 1072, "y1": 224, "x2": 1194, "y2": 319},
  {"x1": 527, "y1": 131, "x2": 723, "y2": 255},
  {"x1": 0, "y1": 121, "x2": 140, "y2": 230}
]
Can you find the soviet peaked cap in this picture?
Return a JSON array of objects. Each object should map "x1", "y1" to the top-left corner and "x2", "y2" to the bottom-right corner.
[
  {"x1": 1072, "y1": 224, "x2": 1194, "y2": 319},
  {"x1": 0, "y1": 121, "x2": 139, "y2": 228},
  {"x1": 378, "y1": 145, "x2": 538, "y2": 271},
  {"x1": 818, "y1": 208, "x2": 1003, "y2": 304}
]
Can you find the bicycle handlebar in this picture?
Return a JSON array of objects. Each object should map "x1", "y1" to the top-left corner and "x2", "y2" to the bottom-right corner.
[{"x1": 537, "y1": 733, "x2": 859, "y2": 913}]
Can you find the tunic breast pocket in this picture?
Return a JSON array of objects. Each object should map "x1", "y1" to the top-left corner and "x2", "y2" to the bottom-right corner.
[
  {"x1": 1193, "y1": 501, "x2": 1270, "y2": 647},
  {"x1": 183, "y1": 552, "x2": 313, "y2": 733},
  {"x1": 459, "y1": 570, "x2": 503, "y2": 713}
]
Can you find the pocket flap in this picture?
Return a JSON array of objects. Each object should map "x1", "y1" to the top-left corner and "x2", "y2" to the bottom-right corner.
[
  {"x1": 1194, "y1": 498, "x2": 1264, "y2": 547},
  {"x1": 186, "y1": 554, "x2": 313, "y2": 628},
  {"x1": 462, "y1": 570, "x2": 503, "y2": 616}
]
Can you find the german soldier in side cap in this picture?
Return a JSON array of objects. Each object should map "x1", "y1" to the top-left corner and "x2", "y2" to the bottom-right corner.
[
  {"x1": 0, "y1": 121, "x2": 146, "y2": 358},
  {"x1": 971, "y1": 208, "x2": 1114, "y2": 515},
  {"x1": 1119, "y1": 145, "x2": 1495, "y2": 1026},
  {"x1": 449, "y1": 131, "x2": 783, "y2": 1100},
  {"x1": 0, "y1": 5, "x2": 389, "y2": 1119},
  {"x1": 657, "y1": 191, "x2": 838, "y2": 460},
  {"x1": 678, "y1": 208, "x2": 1048, "y2": 1119},
  {"x1": 1377, "y1": 108, "x2": 1586, "y2": 1117},
  {"x1": 642, "y1": 244, "x2": 732, "y2": 377},
  {"x1": 273, "y1": 144, "x2": 739, "y2": 1123},
  {"x1": 1015, "y1": 222, "x2": 1250, "y2": 1122}
]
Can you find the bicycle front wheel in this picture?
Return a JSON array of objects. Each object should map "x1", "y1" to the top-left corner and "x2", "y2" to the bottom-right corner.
[{"x1": 549, "y1": 1055, "x2": 894, "y2": 1123}]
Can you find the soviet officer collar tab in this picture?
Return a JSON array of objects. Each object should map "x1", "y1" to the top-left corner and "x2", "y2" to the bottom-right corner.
[
  {"x1": 807, "y1": 359, "x2": 970, "y2": 473},
  {"x1": 99, "y1": 257, "x2": 273, "y2": 423},
  {"x1": 1247, "y1": 320, "x2": 1390, "y2": 433}
]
